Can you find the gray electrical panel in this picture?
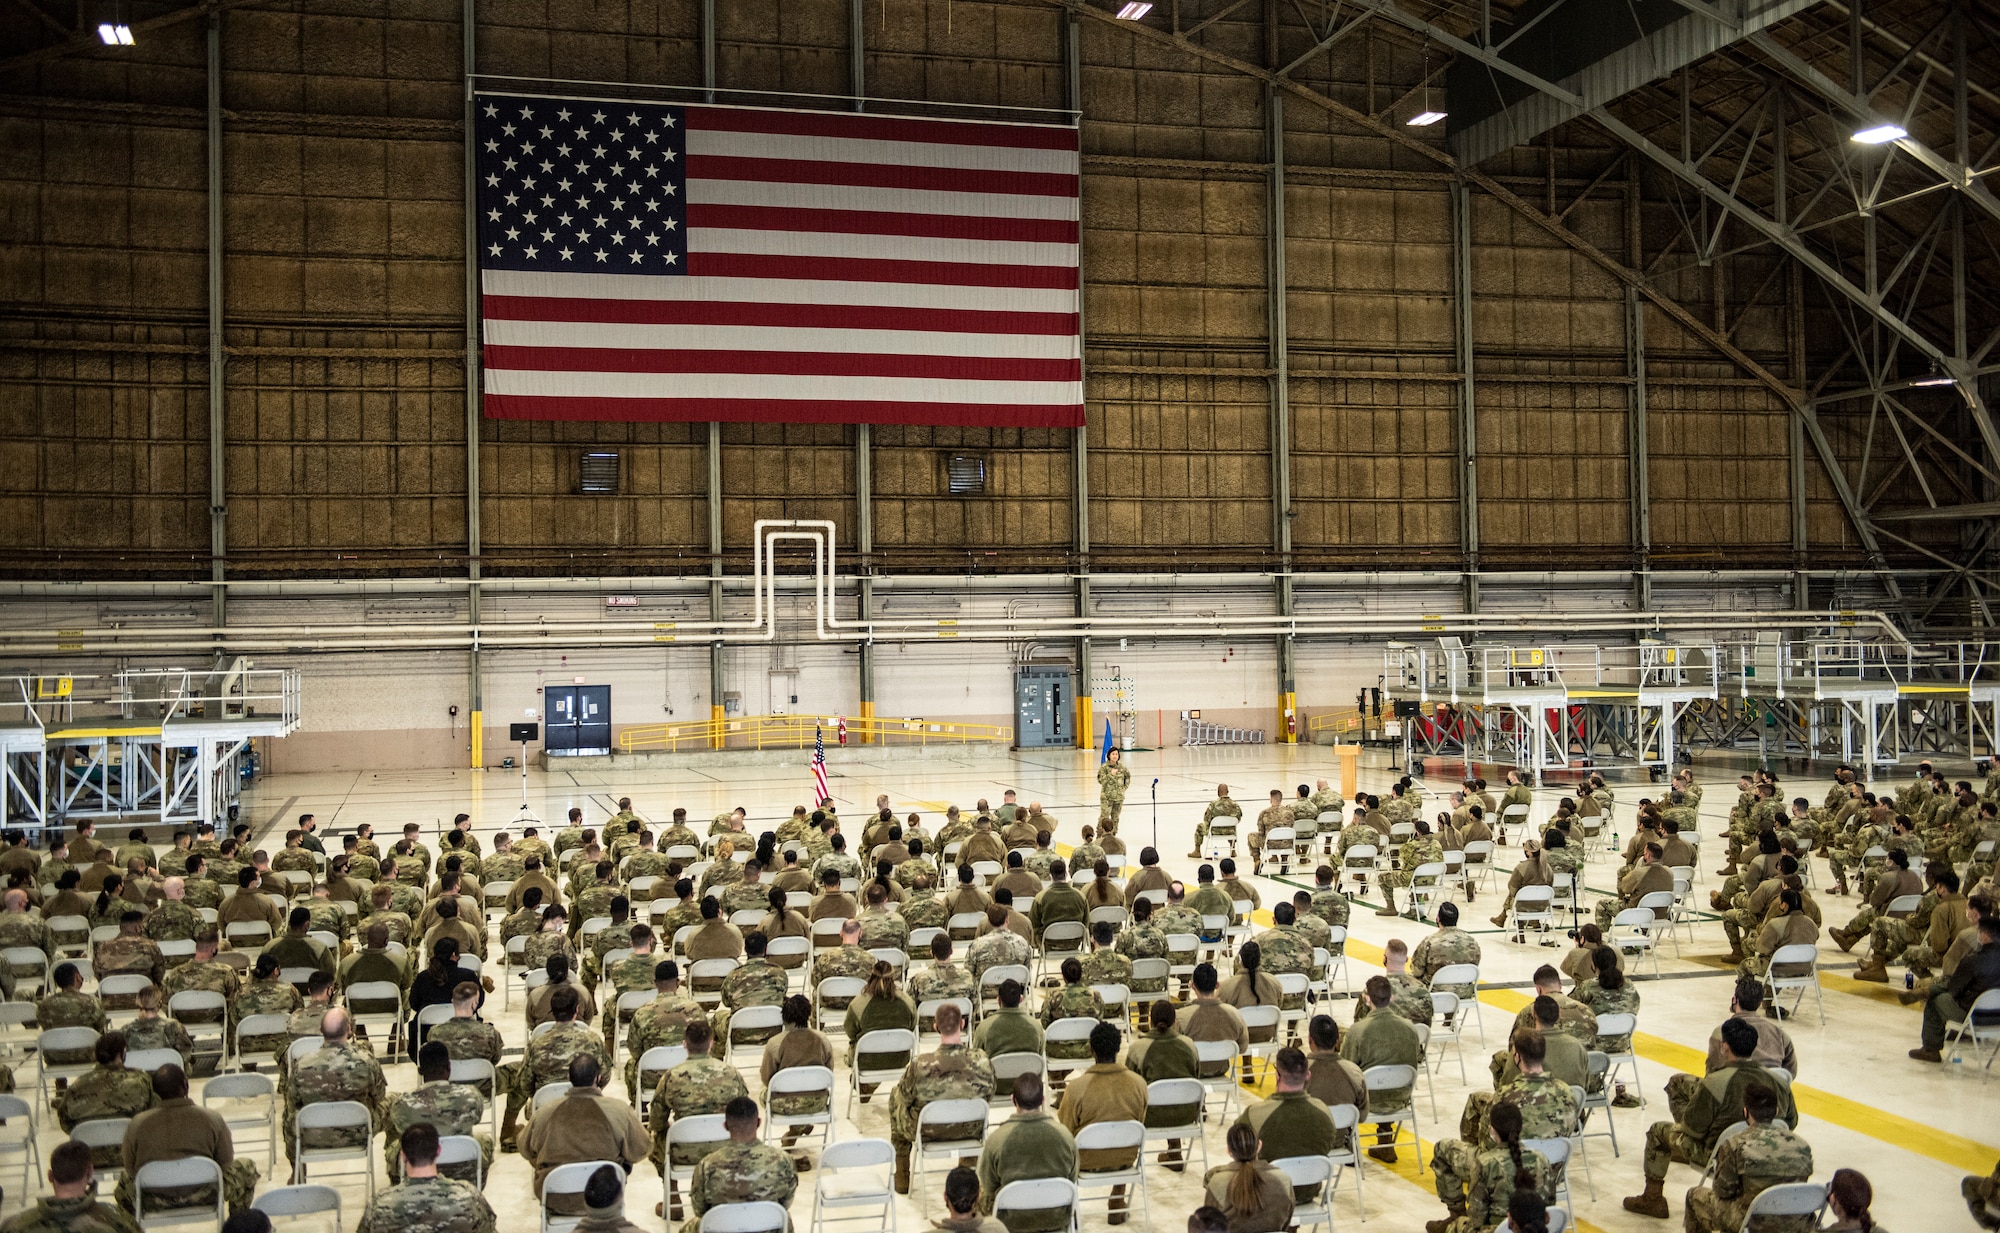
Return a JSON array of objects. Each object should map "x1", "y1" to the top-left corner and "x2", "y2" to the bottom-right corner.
[{"x1": 1014, "y1": 667, "x2": 1072, "y2": 748}]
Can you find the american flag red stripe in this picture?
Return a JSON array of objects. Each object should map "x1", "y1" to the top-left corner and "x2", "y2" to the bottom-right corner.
[
  {"x1": 811, "y1": 725, "x2": 831, "y2": 802},
  {"x1": 474, "y1": 94, "x2": 1082, "y2": 428}
]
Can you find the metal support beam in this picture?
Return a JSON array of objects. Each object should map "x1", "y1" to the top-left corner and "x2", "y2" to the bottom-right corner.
[
  {"x1": 206, "y1": 13, "x2": 225, "y2": 634},
  {"x1": 1451, "y1": 176, "x2": 1480, "y2": 613},
  {"x1": 462, "y1": 0, "x2": 483, "y2": 768},
  {"x1": 857, "y1": 423, "x2": 875, "y2": 736},
  {"x1": 701, "y1": 0, "x2": 716, "y2": 102},
  {"x1": 1067, "y1": 9, "x2": 1093, "y2": 749},
  {"x1": 708, "y1": 423, "x2": 725, "y2": 745},
  {"x1": 1788, "y1": 262, "x2": 1810, "y2": 609},
  {"x1": 850, "y1": 0, "x2": 865, "y2": 110},
  {"x1": 1743, "y1": 31, "x2": 2000, "y2": 226},
  {"x1": 1268, "y1": 82, "x2": 1295, "y2": 739},
  {"x1": 1330, "y1": 0, "x2": 2000, "y2": 466},
  {"x1": 1625, "y1": 165, "x2": 1651, "y2": 612}
]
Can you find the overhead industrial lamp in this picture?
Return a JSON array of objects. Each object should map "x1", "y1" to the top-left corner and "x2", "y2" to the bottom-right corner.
[
  {"x1": 97, "y1": 22, "x2": 133, "y2": 43},
  {"x1": 1408, "y1": 48, "x2": 1444, "y2": 126},
  {"x1": 1115, "y1": 1, "x2": 1152, "y2": 17},
  {"x1": 1911, "y1": 365, "x2": 1955, "y2": 387},
  {"x1": 1851, "y1": 123, "x2": 1907, "y2": 144}
]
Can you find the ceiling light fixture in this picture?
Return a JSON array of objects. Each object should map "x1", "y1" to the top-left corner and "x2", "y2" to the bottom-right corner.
[
  {"x1": 1408, "y1": 110, "x2": 1447, "y2": 127},
  {"x1": 97, "y1": 22, "x2": 134, "y2": 44},
  {"x1": 1911, "y1": 368, "x2": 1955, "y2": 387},
  {"x1": 1115, "y1": 1, "x2": 1152, "y2": 18},
  {"x1": 1851, "y1": 123, "x2": 1906, "y2": 144},
  {"x1": 1408, "y1": 46, "x2": 1444, "y2": 128}
]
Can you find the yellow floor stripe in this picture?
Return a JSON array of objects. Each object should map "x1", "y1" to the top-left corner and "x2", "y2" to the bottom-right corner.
[{"x1": 1327, "y1": 932, "x2": 1999, "y2": 1174}]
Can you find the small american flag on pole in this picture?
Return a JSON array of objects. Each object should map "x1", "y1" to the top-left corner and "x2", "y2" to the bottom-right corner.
[{"x1": 811, "y1": 723, "x2": 830, "y2": 803}]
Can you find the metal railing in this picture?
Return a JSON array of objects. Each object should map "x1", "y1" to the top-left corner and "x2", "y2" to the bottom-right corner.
[
  {"x1": 1182, "y1": 719, "x2": 1266, "y2": 746},
  {"x1": 1306, "y1": 708, "x2": 1366, "y2": 737},
  {"x1": 619, "y1": 714, "x2": 1012, "y2": 753}
]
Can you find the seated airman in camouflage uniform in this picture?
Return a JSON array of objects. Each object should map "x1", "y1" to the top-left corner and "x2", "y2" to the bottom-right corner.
[
  {"x1": 712, "y1": 931, "x2": 789, "y2": 1052},
  {"x1": 387, "y1": 1043, "x2": 491, "y2": 1181},
  {"x1": 1427, "y1": 1101, "x2": 1554, "y2": 1233},
  {"x1": 58, "y1": 1032, "x2": 159, "y2": 1168},
  {"x1": 161, "y1": 932, "x2": 238, "y2": 1027},
  {"x1": 1411, "y1": 904, "x2": 1482, "y2": 1000},
  {"x1": 1377, "y1": 820, "x2": 1444, "y2": 919},
  {"x1": 356, "y1": 1121, "x2": 497, "y2": 1233},
  {"x1": 1431, "y1": 1028, "x2": 1578, "y2": 1215},
  {"x1": 1679, "y1": 1083, "x2": 1813, "y2": 1233},
  {"x1": 684, "y1": 1097, "x2": 797, "y2": 1233},
  {"x1": 908, "y1": 934, "x2": 977, "y2": 1011},
  {"x1": 498, "y1": 984, "x2": 608, "y2": 1151},
  {"x1": 283, "y1": 1007, "x2": 389, "y2": 1171},
  {"x1": 650, "y1": 1021, "x2": 748, "y2": 1217},
  {"x1": 1251, "y1": 903, "x2": 1313, "y2": 977},
  {"x1": 8, "y1": 1140, "x2": 141, "y2": 1233},
  {"x1": 888, "y1": 1004, "x2": 993, "y2": 1193}
]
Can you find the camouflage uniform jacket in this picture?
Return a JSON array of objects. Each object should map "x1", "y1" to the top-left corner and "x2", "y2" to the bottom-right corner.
[
  {"x1": 651, "y1": 1057, "x2": 749, "y2": 1166},
  {"x1": 1410, "y1": 927, "x2": 1482, "y2": 989},
  {"x1": 361, "y1": 910, "x2": 415, "y2": 946},
  {"x1": 908, "y1": 961, "x2": 976, "y2": 1008},
  {"x1": 58, "y1": 1063, "x2": 158, "y2": 1132},
  {"x1": 355, "y1": 1175, "x2": 495, "y2": 1233},
  {"x1": 0, "y1": 1195, "x2": 141, "y2": 1233},
  {"x1": 481, "y1": 852, "x2": 527, "y2": 885},
  {"x1": 900, "y1": 893, "x2": 948, "y2": 930},
  {"x1": 857, "y1": 907, "x2": 909, "y2": 951},
  {"x1": 36, "y1": 989, "x2": 107, "y2": 1034},
  {"x1": 718, "y1": 880, "x2": 770, "y2": 918},
  {"x1": 1204, "y1": 797, "x2": 1244, "y2": 823},
  {"x1": 163, "y1": 960, "x2": 240, "y2": 1014},
  {"x1": 1309, "y1": 888, "x2": 1351, "y2": 929},
  {"x1": 624, "y1": 992, "x2": 704, "y2": 1062},
  {"x1": 428, "y1": 1017, "x2": 505, "y2": 1065},
  {"x1": 1705, "y1": 1123, "x2": 1814, "y2": 1231},
  {"x1": 889, "y1": 1042, "x2": 995, "y2": 1141},
  {"x1": 1465, "y1": 1144, "x2": 1555, "y2": 1230},
  {"x1": 95, "y1": 935, "x2": 163, "y2": 984},
  {"x1": 122, "y1": 1015, "x2": 193, "y2": 1057},
  {"x1": 0, "y1": 913, "x2": 49, "y2": 953},
  {"x1": 1114, "y1": 923, "x2": 1168, "y2": 962},
  {"x1": 1040, "y1": 984, "x2": 1107, "y2": 1030},
  {"x1": 602, "y1": 952, "x2": 662, "y2": 1002},
  {"x1": 142, "y1": 901, "x2": 202, "y2": 945},
  {"x1": 287, "y1": 1041, "x2": 388, "y2": 1137},
  {"x1": 1352, "y1": 973, "x2": 1432, "y2": 1027},
  {"x1": 500, "y1": 906, "x2": 542, "y2": 948},
  {"x1": 520, "y1": 1021, "x2": 610, "y2": 1095},
  {"x1": 721, "y1": 959, "x2": 788, "y2": 1009},
  {"x1": 965, "y1": 928, "x2": 1032, "y2": 979},
  {"x1": 1250, "y1": 926, "x2": 1311, "y2": 976},
  {"x1": 385, "y1": 1080, "x2": 489, "y2": 1171},
  {"x1": 1079, "y1": 949, "x2": 1132, "y2": 988},
  {"x1": 1490, "y1": 1071, "x2": 1579, "y2": 1141},
  {"x1": 1574, "y1": 979, "x2": 1641, "y2": 1051},
  {"x1": 1154, "y1": 905, "x2": 1204, "y2": 939},
  {"x1": 811, "y1": 944, "x2": 879, "y2": 988},
  {"x1": 688, "y1": 1139, "x2": 799, "y2": 1216}
]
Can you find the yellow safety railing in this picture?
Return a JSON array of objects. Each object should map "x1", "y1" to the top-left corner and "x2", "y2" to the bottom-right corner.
[
  {"x1": 619, "y1": 713, "x2": 1013, "y2": 753},
  {"x1": 1306, "y1": 707, "x2": 1368, "y2": 736}
]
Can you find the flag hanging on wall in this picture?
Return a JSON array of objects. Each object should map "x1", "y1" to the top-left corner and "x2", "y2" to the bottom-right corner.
[{"x1": 472, "y1": 93, "x2": 1083, "y2": 427}]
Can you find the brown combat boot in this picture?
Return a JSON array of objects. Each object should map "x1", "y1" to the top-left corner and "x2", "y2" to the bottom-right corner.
[
  {"x1": 1489, "y1": 911, "x2": 1508, "y2": 928},
  {"x1": 1622, "y1": 1177, "x2": 1670, "y2": 1218},
  {"x1": 1375, "y1": 886, "x2": 1401, "y2": 917},
  {"x1": 1828, "y1": 925, "x2": 1857, "y2": 952},
  {"x1": 1854, "y1": 953, "x2": 1890, "y2": 982},
  {"x1": 894, "y1": 1149, "x2": 912, "y2": 1195},
  {"x1": 1426, "y1": 1201, "x2": 1467, "y2": 1233}
]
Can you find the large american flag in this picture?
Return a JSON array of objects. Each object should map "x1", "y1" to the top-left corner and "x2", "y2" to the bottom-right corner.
[
  {"x1": 473, "y1": 93, "x2": 1083, "y2": 427},
  {"x1": 811, "y1": 723, "x2": 831, "y2": 803}
]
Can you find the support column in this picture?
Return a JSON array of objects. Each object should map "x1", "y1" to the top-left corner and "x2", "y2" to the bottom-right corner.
[
  {"x1": 1267, "y1": 82, "x2": 1295, "y2": 742},
  {"x1": 856, "y1": 423, "x2": 875, "y2": 741},
  {"x1": 701, "y1": 0, "x2": 716, "y2": 102},
  {"x1": 460, "y1": 0, "x2": 483, "y2": 769},
  {"x1": 1451, "y1": 177, "x2": 1480, "y2": 613},
  {"x1": 1624, "y1": 163, "x2": 1650, "y2": 611},
  {"x1": 709, "y1": 423, "x2": 725, "y2": 747},
  {"x1": 206, "y1": 15, "x2": 226, "y2": 634},
  {"x1": 1067, "y1": 10, "x2": 1093, "y2": 750},
  {"x1": 850, "y1": 0, "x2": 865, "y2": 110},
  {"x1": 1787, "y1": 263, "x2": 1810, "y2": 609}
]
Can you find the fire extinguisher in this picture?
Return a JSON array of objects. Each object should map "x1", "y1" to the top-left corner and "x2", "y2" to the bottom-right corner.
[
  {"x1": 837, "y1": 717, "x2": 848, "y2": 746},
  {"x1": 1284, "y1": 709, "x2": 1297, "y2": 740}
]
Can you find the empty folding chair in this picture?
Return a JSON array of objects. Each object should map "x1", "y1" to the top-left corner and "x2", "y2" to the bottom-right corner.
[
  {"x1": 252, "y1": 1184, "x2": 341, "y2": 1233},
  {"x1": 912, "y1": 1098, "x2": 989, "y2": 1211},
  {"x1": 1359, "y1": 1064, "x2": 1423, "y2": 1173},
  {"x1": 1325, "y1": 1102, "x2": 1365, "y2": 1218},
  {"x1": 1762, "y1": 944, "x2": 1824, "y2": 1025},
  {"x1": 1737, "y1": 1181, "x2": 1828, "y2": 1230},
  {"x1": 436, "y1": 1133, "x2": 484, "y2": 1187},
  {"x1": 847, "y1": 1029, "x2": 917, "y2": 1118},
  {"x1": 202, "y1": 1072, "x2": 277, "y2": 1171},
  {"x1": 809, "y1": 1137, "x2": 895, "y2": 1233},
  {"x1": 36, "y1": 1026, "x2": 98, "y2": 1109},
  {"x1": 1274, "y1": 1154, "x2": 1333, "y2": 1233},
  {"x1": 1577, "y1": 1053, "x2": 1619, "y2": 1157},
  {"x1": 0, "y1": 1093, "x2": 38, "y2": 1197},
  {"x1": 1141, "y1": 1077, "x2": 1206, "y2": 1175},
  {"x1": 1074, "y1": 1120, "x2": 1148, "y2": 1228}
]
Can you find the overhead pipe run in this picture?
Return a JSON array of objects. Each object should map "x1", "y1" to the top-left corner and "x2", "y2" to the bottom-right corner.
[{"x1": 0, "y1": 521, "x2": 1910, "y2": 656}]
